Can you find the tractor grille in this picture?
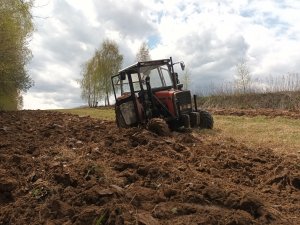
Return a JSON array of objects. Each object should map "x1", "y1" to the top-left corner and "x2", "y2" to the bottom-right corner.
[{"x1": 175, "y1": 91, "x2": 192, "y2": 114}]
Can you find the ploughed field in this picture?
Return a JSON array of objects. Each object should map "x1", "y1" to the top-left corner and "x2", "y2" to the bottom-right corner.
[{"x1": 0, "y1": 110, "x2": 299, "y2": 225}]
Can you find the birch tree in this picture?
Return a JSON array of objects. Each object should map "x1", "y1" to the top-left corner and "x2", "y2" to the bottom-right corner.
[
  {"x1": 0, "y1": 0, "x2": 34, "y2": 110},
  {"x1": 80, "y1": 39, "x2": 123, "y2": 107},
  {"x1": 99, "y1": 40, "x2": 123, "y2": 105}
]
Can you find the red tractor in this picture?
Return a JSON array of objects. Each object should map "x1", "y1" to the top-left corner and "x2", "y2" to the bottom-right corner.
[{"x1": 111, "y1": 57, "x2": 213, "y2": 132}]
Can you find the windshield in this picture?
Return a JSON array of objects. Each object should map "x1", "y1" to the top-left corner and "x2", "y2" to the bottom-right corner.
[
  {"x1": 140, "y1": 65, "x2": 172, "y2": 88},
  {"x1": 112, "y1": 64, "x2": 173, "y2": 99}
]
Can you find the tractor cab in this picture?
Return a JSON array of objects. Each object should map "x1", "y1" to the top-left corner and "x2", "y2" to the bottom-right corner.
[{"x1": 111, "y1": 57, "x2": 213, "y2": 130}]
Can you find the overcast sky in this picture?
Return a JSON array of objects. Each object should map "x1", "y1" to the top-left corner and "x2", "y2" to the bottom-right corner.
[{"x1": 23, "y1": 0, "x2": 300, "y2": 109}]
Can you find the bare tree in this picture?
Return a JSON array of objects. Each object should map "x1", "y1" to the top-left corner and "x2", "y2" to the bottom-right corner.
[
  {"x1": 136, "y1": 42, "x2": 151, "y2": 62},
  {"x1": 234, "y1": 59, "x2": 251, "y2": 94}
]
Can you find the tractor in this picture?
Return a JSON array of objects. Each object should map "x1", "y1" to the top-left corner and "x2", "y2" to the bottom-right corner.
[{"x1": 111, "y1": 57, "x2": 213, "y2": 133}]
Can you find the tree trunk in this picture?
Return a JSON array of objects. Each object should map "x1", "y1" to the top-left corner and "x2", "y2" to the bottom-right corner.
[
  {"x1": 106, "y1": 92, "x2": 110, "y2": 106},
  {"x1": 88, "y1": 94, "x2": 91, "y2": 107}
]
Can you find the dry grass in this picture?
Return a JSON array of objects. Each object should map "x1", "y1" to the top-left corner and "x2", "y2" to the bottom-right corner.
[
  {"x1": 56, "y1": 107, "x2": 115, "y2": 120},
  {"x1": 214, "y1": 115, "x2": 300, "y2": 155},
  {"x1": 198, "y1": 91, "x2": 300, "y2": 109}
]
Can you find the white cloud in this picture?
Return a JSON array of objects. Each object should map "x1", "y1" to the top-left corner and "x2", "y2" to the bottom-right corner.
[{"x1": 23, "y1": 0, "x2": 300, "y2": 109}]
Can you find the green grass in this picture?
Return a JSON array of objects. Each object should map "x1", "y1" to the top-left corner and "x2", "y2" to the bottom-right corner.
[
  {"x1": 56, "y1": 107, "x2": 115, "y2": 120},
  {"x1": 54, "y1": 108, "x2": 300, "y2": 155}
]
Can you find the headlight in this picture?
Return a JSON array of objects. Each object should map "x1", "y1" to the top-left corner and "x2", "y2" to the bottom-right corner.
[{"x1": 179, "y1": 104, "x2": 191, "y2": 110}]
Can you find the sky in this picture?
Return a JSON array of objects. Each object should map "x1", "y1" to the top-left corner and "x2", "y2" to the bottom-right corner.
[{"x1": 23, "y1": 0, "x2": 300, "y2": 109}]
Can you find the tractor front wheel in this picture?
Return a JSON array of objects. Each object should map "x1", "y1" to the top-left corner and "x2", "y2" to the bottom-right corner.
[
  {"x1": 199, "y1": 110, "x2": 214, "y2": 129},
  {"x1": 147, "y1": 118, "x2": 170, "y2": 136}
]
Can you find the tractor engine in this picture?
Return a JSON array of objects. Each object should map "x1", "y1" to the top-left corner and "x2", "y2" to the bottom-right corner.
[{"x1": 155, "y1": 90, "x2": 192, "y2": 116}]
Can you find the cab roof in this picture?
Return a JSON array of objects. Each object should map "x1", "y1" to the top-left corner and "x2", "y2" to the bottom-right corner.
[{"x1": 118, "y1": 59, "x2": 170, "y2": 74}]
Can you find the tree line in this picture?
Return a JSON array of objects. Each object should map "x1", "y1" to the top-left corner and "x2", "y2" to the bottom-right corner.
[
  {"x1": 79, "y1": 41, "x2": 151, "y2": 107},
  {"x1": 0, "y1": 0, "x2": 34, "y2": 110}
]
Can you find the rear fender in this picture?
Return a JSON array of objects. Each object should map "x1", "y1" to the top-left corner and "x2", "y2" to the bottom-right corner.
[{"x1": 116, "y1": 95, "x2": 144, "y2": 126}]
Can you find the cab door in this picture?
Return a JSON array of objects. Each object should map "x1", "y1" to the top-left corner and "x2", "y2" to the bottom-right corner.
[{"x1": 112, "y1": 73, "x2": 143, "y2": 127}]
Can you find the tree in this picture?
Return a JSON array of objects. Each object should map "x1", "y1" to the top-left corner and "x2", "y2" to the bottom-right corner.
[
  {"x1": 80, "y1": 58, "x2": 99, "y2": 107},
  {"x1": 98, "y1": 40, "x2": 123, "y2": 105},
  {"x1": 234, "y1": 59, "x2": 251, "y2": 94},
  {"x1": 136, "y1": 42, "x2": 151, "y2": 62},
  {"x1": 80, "y1": 39, "x2": 123, "y2": 107},
  {"x1": 0, "y1": 0, "x2": 34, "y2": 110}
]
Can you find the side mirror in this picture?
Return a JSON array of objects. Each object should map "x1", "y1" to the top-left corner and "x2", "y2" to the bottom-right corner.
[
  {"x1": 120, "y1": 72, "x2": 126, "y2": 80},
  {"x1": 180, "y1": 62, "x2": 185, "y2": 71}
]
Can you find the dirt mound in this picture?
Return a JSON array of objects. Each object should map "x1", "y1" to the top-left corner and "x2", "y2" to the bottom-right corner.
[
  {"x1": 0, "y1": 110, "x2": 299, "y2": 225},
  {"x1": 210, "y1": 108, "x2": 300, "y2": 119}
]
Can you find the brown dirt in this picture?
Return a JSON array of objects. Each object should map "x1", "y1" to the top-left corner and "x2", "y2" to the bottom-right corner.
[
  {"x1": 0, "y1": 110, "x2": 299, "y2": 225},
  {"x1": 209, "y1": 108, "x2": 300, "y2": 119}
]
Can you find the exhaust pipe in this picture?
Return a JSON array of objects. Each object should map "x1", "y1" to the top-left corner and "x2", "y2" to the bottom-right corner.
[{"x1": 193, "y1": 95, "x2": 198, "y2": 112}]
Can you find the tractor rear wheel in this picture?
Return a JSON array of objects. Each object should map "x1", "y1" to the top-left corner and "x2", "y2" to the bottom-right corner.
[
  {"x1": 147, "y1": 118, "x2": 170, "y2": 136},
  {"x1": 199, "y1": 110, "x2": 214, "y2": 129}
]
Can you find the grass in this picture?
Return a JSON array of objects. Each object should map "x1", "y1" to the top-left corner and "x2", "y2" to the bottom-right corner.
[
  {"x1": 54, "y1": 107, "x2": 300, "y2": 155},
  {"x1": 214, "y1": 115, "x2": 300, "y2": 155},
  {"x1": 56, "y1": 107, "x2": 115, "y2": 120}
]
